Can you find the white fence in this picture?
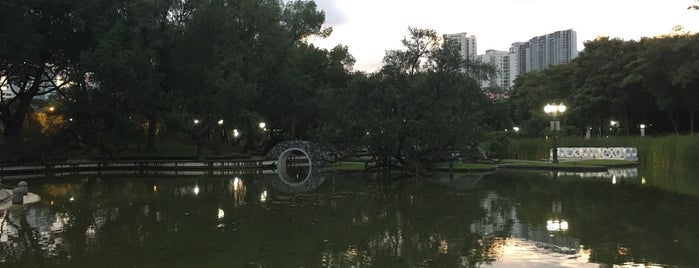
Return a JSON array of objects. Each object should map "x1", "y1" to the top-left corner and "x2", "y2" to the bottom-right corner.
[{"x1": 551, "y1": 147, "x2": 638, "y2": 161}]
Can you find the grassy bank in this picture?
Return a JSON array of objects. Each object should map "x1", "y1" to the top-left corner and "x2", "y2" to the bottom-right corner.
[
  {"x1": 325, "y1": 159, "x2": 638, "y2": 173},
  {"x1": 509, "y1": 135, "x2": 699, "y2": 169}
]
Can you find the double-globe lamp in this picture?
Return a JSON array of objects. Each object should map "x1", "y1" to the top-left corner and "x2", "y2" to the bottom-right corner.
[{"x1": 544, "y1": 103, "x2": 567, "y2": 164}]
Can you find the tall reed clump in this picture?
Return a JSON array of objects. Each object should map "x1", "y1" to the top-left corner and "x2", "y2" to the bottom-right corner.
[{"x1": 509, "y1": 135, "x2": 699, "y2": 169}]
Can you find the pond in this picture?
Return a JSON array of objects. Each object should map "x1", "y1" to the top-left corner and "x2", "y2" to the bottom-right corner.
[{"x1": 1, "y1": 167, "x2": 697, "y2": 267}]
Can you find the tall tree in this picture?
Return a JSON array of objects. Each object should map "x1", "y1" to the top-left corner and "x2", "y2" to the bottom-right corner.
[
  {"x1": 627, "y1": 35, "x2": 699, "y2": 133},
  {"x1": 78, "y1": 0, "x2": 175, "y2": 153},
  {"x1": 0, "y1": 0, "x2": 88, "y2": 137},
  {"x1": 569, "y1": 37, "x2": 648, "y2": 136},
  {"x1": 315, "y1": 28, "x2": 492, "y2": 169}
]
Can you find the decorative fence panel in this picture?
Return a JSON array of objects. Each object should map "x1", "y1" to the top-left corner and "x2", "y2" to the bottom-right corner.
[{"x1": 551, "y1": 147, "x2": 638, "y2": 161}]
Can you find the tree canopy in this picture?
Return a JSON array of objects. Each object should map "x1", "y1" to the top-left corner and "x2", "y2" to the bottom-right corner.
[
  {"x1": 313, "y1": 28, "x2": 493, "y2": 169},
  {"x1": 505, "y1": 34, "x2": 699, "y2": 137}
]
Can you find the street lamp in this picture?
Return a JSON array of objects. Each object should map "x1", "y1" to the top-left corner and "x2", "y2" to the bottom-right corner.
[
  {"x1": 640, "y1": 124, "x2": 646, "y2": 137},
  {"x1": 217, "y1": 119, "x2": 225, "y2": 142},
  {"x1": 259, "y1": 122, "x2": 266, "y2": 130},
  {"x1": 544, "y1": 103, "x2": 566, "y2": 164}
]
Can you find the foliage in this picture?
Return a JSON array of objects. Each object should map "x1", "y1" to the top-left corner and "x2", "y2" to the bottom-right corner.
[
  {"x1": 483, "y1": 131, "x2": 511, "y2": 159},
  {"x1": 0, "y1": 0, "x2": 351, "y2": 158},
  {"x1": 0, "y1": 0, "x2": 89, "y2": 137},
  {"x1": 313, "y1": 28, "x2": 492, "y2": 169},
  {"x1": 506, "y1": 34, "x2": 699, "y2": 137}
]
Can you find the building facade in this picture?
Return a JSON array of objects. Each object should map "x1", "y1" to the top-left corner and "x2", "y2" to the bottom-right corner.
[
  {"x1": 525, "y1": 29, "x2": 578, "y2": 72},
  {"x1": 509, "y1": 42, "x2": 529, "y2": 78},
  {"x1": 476, "y1": 49, "x2": 512, "y2": 89},
  {"x1": 443, "y1": 32, "x2": 478, "y2": 62}
]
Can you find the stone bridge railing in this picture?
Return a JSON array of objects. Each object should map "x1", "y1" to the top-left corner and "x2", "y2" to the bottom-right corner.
[{"x1": 550, "y1": 147, "x2": 638, "y2": 161}]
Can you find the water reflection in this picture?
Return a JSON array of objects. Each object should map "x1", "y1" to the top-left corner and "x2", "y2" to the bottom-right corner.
[
  {"x1": 264, "y1": 166, "x2": 325, "y2": 195},
  {"x1": 558, "y1": 168, "x2": 638, "y2": 179},
  {"x1": 426, "y1": 172, "x2": 487, "y2": 191},
  {"x1": 0, "y1": 169, "x2": 697, "y2": 267}
]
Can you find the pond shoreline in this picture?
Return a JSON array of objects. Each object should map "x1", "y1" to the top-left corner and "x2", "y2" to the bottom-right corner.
[{"x1": 1, "y1": 157, "x2": 641, "y2": 180}]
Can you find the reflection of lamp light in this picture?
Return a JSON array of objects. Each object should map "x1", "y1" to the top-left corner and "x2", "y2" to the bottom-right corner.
[
  {"x1": 217, "y1": 208, "x2": 225, "y2": 219},
  {"x1": 233, "y1": 177, "x2": 241, "y2": 191},
  {"x1": 546, "y1": 219, "x2": 569, "y2": 231}
]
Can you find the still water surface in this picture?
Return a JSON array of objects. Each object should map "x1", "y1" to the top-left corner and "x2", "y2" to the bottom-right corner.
[{"x1": 0, "y1": 167, "x2": 697, "y2": 267}]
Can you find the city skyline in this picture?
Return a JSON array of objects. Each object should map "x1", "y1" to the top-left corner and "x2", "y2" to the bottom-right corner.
[{"x1": 308, "y1": 0, "x2": 699, "y2": 72}]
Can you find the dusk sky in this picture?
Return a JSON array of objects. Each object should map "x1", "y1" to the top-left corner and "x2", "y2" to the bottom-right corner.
[{"x1": 308, "y1": 0, "x2": 699, "y2": 72}]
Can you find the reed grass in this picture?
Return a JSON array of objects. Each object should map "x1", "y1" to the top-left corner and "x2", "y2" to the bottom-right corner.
[{"x1": 509, "y1": 135, "x2": 699, "y2": 170}]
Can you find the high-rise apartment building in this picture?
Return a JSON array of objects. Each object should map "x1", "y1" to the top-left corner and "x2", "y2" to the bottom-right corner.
[
  {"x1": 443, "y1": 33, "x2": 478, "y2": 62},
  {"x1": 509, "y1": 42, "x2": 529, "y2": 78},
  {"x1": 525, "y1": 29, "x2": 577, "y2": 72},
  {"x1": 476, "y1": 50, "x2": 512, "y2": 89}
]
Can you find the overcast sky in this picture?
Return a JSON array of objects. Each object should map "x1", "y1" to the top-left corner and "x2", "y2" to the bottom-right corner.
[{"x1": 308, "y1": 0, "x2": 699, "y2": 72}]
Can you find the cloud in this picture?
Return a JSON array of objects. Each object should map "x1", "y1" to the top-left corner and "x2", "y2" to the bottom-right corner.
[{"x1": 313, "y1": 0, "x2": 347, "y2": 26}]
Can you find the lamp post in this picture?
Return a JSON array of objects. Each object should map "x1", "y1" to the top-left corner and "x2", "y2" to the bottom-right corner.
[
  {"x1": 640, "y1": 124, "x2": 646, "y2": 137},
  {"x1": 544, "y1": 103, "x2": 566, "y2": 164},
  {"x1": 218, "y1": 119, "x2": 225, "y2": 143}
]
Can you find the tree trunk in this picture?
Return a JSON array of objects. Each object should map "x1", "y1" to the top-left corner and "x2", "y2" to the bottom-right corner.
[
  {"x1": 196, "y1": 138, "x2": 203, "y2": 160},
  {"x1": 669, "y1": 111, "x2": 679, "y2": 134},
  {"x1": 2, "y1": 66, "x2": 45, "y2": 137},
  {"x1": 690, "y1": 109, "x2": 695, "y2": 133},
  {"x1": 146, "y1": 117, "x2": 157, "y2": 153},
  {"x1": 3, "y1": 91, "x2": 38, "y2": 137}
]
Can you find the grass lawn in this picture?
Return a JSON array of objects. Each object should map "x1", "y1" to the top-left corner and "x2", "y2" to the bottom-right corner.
[
  {"x1": 497, "y1": 159, "x2": 639, "y2": 171},
  {"x1": 323, "y1": 161, "x2": 366, "y2": 172},
  {"x1": 430, "y1": 162, "x2": 496, "y2": 171},
  {"x1": 323, "y1": 159, "x2": 639, "y2": 173}
]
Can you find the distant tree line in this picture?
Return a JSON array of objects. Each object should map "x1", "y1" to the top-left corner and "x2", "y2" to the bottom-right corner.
[
  {"x1": 0, "y1": 0, "x2": 495, "y2": 167},
  {"x1": 0, "y1": 0, "x2": 353, "y2": 159},
  {"x1": 0, "y1": 0, "x2": 697, "y2": 168},
  {"x1": 502, "y1": 33, "x2": 699, "y2": 137}
]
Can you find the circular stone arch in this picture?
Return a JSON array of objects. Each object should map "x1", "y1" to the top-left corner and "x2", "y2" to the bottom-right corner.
[{"x1": 265, "y1": 140, "x2": 324, "y2": 187}]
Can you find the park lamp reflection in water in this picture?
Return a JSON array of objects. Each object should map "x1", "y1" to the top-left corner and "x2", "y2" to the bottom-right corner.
[
  {"x1": 548, "y1": 201, "x2": 568, "y2": 232},
  {"x1": 260, "y1": 190, "x2": 268, "y2": 202},
  {"x1": 217, "y1": 208, "x2": 224, "y2": 220},
  {"x1": 233, "y1": 177, "x2": 242, "y2": 191},
  {"x1": 546, "y1": 219, "x2": 569, "y2": 232},
  {"x1": 230, "y1": 177, "x2": 246, "y2": 207}
]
